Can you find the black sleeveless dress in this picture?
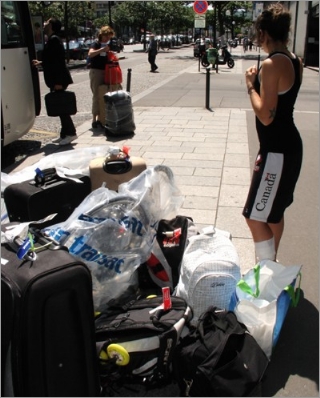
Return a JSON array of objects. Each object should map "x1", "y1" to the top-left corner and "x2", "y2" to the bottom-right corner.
[{"x1": 243, "y1": 52, "x2": 303, "y2": 223}]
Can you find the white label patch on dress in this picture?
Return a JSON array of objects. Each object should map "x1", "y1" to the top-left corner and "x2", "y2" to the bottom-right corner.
[{"x1": 251, "y1": 153, "x2": 284, "y2": 221}]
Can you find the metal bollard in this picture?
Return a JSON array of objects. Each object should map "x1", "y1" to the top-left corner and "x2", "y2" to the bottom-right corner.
[
  {"x1": 126, "y1": 68, "x2": 132, "y2": 93},
  {"x1": 205, "y1": 67, "x2": 211, "y2": 110}
]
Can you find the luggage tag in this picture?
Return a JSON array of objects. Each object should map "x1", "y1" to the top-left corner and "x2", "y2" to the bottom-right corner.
[
  {"x1": 149, "y1": 287, "x2": 172, "y2": 320},
  {"x1": 15, "y1": 227, "x2": 65, "y2": 262},
  {"x1": 2, "y1": 216, "x2": 64, "y2": 263},
  {"x1": 16, "y1": 233, "x2": 37, "y2": 261}
]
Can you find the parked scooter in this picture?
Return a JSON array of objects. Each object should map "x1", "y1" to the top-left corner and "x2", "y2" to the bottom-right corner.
[
  {"x1": 228, "y1": 39, "x2": 238, "y2": 48},
  {"x1": 201, "y1": 45, "x2": 235, "y2": 69}
]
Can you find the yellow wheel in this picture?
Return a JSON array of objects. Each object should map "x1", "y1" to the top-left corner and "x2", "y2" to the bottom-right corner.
[
  {"x1": 146, "y1": 295, "x2": 157, "y2": 299},
  {"x1": 107, "y1": 344, "x2": 130, "y2": 366},
  {"x1": 99, "y1": 348, "x2": 109, "y2": 361}
]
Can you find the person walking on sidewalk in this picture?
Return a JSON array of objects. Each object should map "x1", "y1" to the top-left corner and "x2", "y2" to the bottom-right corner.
[
  {"x1": 146, "y1": 34, "x2": 158, "y2": 72},
  {"x1": 243, "y1": 3, "x2": 303, "y2": 262},
  {"x1": 32, "y1": 18, "x2": 77, "y2": 146}
]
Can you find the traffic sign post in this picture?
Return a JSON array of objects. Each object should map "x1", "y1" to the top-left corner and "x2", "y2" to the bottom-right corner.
[
  {"x1": 193, "y1": 1, "x2": 208, "y2": 15},
  {"x1": 194, "y1": 14, "x2": 206, "y2": 29},
  {"x1": 193, "y1": 0, "x2": 208, "y2": 39}
]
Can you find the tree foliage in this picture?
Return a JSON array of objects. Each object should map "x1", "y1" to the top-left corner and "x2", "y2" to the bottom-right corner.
[
  {"x1": 27, "y1": 1, "x2": 253, "y2": 42},
  {"x1": 111, "y1": 2, "x2": 194, "y2": 38},
  {"x1": 28, "y1": 2, "x2": 96, "y2": 38}
]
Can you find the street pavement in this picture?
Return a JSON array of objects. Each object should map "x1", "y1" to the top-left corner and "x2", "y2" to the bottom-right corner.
[{"x1": 2, "y1": 45, "x2": 319, "y2": 397}]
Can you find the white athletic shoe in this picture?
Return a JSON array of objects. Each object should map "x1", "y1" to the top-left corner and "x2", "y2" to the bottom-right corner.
[
  {"x1": 52, "y1": 136, "x2": 63, "y2": 144},
  {"x1": 59, "y1": 135, "x2": 77, "y2": 146}
]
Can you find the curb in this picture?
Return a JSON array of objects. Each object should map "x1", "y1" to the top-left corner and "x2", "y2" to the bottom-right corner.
[{"x1": 305, "y1": 66, "x2": 319, "y2": 73}]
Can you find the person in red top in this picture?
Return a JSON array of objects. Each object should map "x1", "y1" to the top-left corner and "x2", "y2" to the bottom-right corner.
[{"x1": 243, "y1": 3, "x2": 303, "y2": 262}]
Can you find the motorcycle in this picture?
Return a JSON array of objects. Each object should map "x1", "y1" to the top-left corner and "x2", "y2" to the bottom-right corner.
[{"x1": 201, "y1": 45, "x2": 235, "y2": 69}]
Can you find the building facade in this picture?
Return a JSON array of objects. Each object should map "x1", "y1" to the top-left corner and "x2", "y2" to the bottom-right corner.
[{"x1": 255, "y1": 1, "x2": 319, "y2": 66}]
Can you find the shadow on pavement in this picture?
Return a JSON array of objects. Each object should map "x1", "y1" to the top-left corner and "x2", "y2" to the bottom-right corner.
[
  {"x1": 262, "y1": 290, "x2": 319, "y2": 396},
  {"x1": 1, "y1": 140, "x2": 41, "y2": 170},
  {"x1": 2, "y1": 141, "x2": 79, "y2": 174}
]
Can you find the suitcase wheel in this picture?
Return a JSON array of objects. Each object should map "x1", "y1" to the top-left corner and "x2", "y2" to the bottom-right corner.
[
  {"x1": 107, "y1": 344, "x2": 130, "y2": 366},
  {"x1": 99, "y1": 344, "x2": 130, "y2": 366}
]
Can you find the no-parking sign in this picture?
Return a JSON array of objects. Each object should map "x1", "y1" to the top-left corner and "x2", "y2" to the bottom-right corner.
[{"x1": 193, "y1": 1, "x2": 208, "y2": 15}]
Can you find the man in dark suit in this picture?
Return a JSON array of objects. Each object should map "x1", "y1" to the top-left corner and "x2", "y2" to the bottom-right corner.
[
  {"x1": 33, "y1": 18, "x2": 77, "y2": 145},
  {"x1": 146, "y1": 34, "x2": 158, "y2": 72}
]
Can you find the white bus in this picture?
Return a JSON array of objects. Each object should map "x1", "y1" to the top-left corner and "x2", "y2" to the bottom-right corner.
[{"x1": 1, "y1": 1, "x2": 41, "y2": 148}]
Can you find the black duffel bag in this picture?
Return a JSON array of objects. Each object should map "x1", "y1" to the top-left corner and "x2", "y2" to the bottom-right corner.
[{"x1": 172, "y1": 307, "x2": 269, "y2": 397}]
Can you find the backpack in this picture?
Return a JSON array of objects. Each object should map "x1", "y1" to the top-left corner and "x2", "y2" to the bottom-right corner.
[
  {"x1": 174, "y1": 227, "x2": 241, "y2": 325},
  {"x1": 95, "y1": 295, "x2": 192, "y2": 392},
  {"x1": 172, "y1": 307, "x2": 269, "y2": 397},
  {"x1": 144, "y1": 216, "x2": 197, "y2": 292}
]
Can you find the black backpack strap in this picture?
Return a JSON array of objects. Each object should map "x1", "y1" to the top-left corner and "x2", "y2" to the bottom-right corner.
[{"x1": 154, "y1": 327, "x2": 177, "y2": 383}]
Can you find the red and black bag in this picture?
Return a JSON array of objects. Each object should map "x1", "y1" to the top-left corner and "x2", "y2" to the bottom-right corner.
[
  {"x1": 104, "y1": 51, "x2": 122, "y2": 85},
  {"x1": 141, "y1": 216, "x2": 196, "y2": 292}
]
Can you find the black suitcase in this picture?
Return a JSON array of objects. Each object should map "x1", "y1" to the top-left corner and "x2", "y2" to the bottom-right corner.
[
  {"x1": 104, "y1": 90, "x2": 136, "y2": 136},
  {"x1": 1, "y1": 227, "x2": 100, "y2": 397},
  {"x1": 3, "y1": 168, "x2": 91, "y2": 224},
  {"x1": 45, "y1": 90, "x2": 77, "y2": 116}
]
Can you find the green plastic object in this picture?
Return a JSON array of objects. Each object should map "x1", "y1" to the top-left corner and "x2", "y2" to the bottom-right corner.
[{"x1": 206, "y1": 48, "x2": 218, "y2": 64}]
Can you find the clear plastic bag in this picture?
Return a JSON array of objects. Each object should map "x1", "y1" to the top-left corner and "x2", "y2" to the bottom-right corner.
[
  {"x1": 45, "y1": 165, "x2": 184, "y2": 311},
  {"x1": 1, "y1": 146, "x2": 111, "y2": 192},
  {"x1": 119, "y1": 165, "x2": 184, "y2": 227}
]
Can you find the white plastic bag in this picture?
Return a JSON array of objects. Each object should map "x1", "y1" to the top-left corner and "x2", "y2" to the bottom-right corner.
[{"x1": 229, "y1": 260, "x2": 302, "y2": 359}]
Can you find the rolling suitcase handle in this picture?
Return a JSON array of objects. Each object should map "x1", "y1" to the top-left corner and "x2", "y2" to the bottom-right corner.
[
  {"x1": 6, "y1": 226, "x2": 67, "y2": 261},
  {"x1": 34, "y1": 167, "x2": 58, "y2": 186}
]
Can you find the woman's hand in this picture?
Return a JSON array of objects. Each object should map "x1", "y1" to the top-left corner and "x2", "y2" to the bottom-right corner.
[
  {"x1": 245, "y1": 65, "x2": 257, "y2": 87},
  {"x1": 88, "y1": 45, "x2": 109, "y2": 58}
]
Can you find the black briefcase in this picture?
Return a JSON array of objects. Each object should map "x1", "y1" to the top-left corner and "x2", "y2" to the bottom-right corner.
[
  {"x1": 3, "y1": 167, "x2": 91, "y2": 224},
  {"x1": 45, "y1": 90, "x2": 77, "y2": 116},
  {"x1": 1, "y1": 226, "x2": 100, "y2": 397}
]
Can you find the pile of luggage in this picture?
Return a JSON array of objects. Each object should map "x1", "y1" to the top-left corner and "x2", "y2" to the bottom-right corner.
[{"x1": 1, "y1": 149, "x2": 301, "y2": 397}]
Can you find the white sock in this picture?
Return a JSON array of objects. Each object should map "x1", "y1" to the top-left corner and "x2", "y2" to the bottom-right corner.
[{"x1": 255, "y1": 237, "x2": 276, "y2": 261}]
